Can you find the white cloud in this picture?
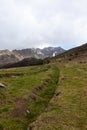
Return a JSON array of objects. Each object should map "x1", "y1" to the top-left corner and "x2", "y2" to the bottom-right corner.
[{"x1": 0, "y1": 0, "x2": 87, "y2": 50}]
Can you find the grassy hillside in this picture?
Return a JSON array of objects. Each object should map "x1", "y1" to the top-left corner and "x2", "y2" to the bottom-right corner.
[
  {"x1": 0, "y1": 62, "x2": 87, "y2": 130},
  {"x1": 26, "y1": 43, "x2": 87, "y2": 130},
  {"x1": 28, "y1": 63, "x2": 87, "y2": 130},
  {"x1": 48, "y1": 43, "x2": 87, "y2": 63},
  {"x1": 0, "y1": 64, "x2": 59, "y2": 130},
  {"x1": 0, "y1": 41, "x2": 87, "y2": 130}
]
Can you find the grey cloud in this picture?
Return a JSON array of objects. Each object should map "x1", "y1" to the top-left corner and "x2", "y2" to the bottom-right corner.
[{"x1": 0, "y1": 0, "x2": 87, "y2": 50}]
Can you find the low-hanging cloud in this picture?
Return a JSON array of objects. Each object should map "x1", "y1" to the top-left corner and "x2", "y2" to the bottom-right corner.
[{"x1": 0, "y1": 0, "x2": 87, "y2": 50}]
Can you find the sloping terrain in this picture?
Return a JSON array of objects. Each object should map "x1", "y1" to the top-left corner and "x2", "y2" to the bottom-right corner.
[
  {"x1": 49, "y1": 43, "x2": 87, "y2": 63},
  {"x1": 0, "y1": 64, "x2": 59, "y2": 130},
  {"x1": 0, "y1": 62, "x2": 87, "y2": 130},
  {"x1": 26, "y1": 43, "x2": 87, "y2": 130},
  {"x1": 0, "y1": 58, "x2": 43, "y2": 69},
  {"x1": 27, "y1": 63, "x2": 87, "y2": 130},
  {"x1": 0, "y1": 43, "x2": 87, "y2": 130},
  {"x1": 0, "y1": 50, "x2": 23, "y2": 66}
]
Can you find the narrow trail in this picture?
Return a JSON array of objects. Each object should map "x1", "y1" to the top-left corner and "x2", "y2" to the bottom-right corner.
[
  {"x1": 26, "y1": 63, "x2": 87, "y2": 130},
  {"x1": 27, "y1": 65, "x2": 59, "y2": 130}
]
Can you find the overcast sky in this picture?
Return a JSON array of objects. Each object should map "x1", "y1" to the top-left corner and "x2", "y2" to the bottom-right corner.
[{"x1": 0, "y1": 0, "x2": 87, "y2": 50}]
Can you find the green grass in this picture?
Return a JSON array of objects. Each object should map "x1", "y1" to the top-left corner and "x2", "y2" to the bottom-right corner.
[
  {"x1": 0, "y1": 64, "x2": 59, "y2": 130},
  {"x1": 28, "y1": 63, "x2": 87, "y2": 130},
  {"x1": 27, "y1": 66, "x2": 59, "y2": 124},
  {"x1": 0, "y1": 63, "x2": 87, "y2": 130}
]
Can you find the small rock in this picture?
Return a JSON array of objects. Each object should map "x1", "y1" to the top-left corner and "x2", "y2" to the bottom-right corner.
[
  {"x1": 0, "y1": 83, "x2": 6, "y2": 89},
  {"x1": 26, "y1": 110, "x2": 30, "y2": 114}
]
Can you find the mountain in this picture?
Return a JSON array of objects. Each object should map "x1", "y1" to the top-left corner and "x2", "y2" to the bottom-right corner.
[
  {"x1": 13, "y1": 47, "x2": 65, "y2": 59},
  {"x1": 0, "y1": 50, "x2": 23, "y2": 66},
  {"x1": 48, "y1": 43, "x2": 87, "y2": 63},
  {"x1": 0, "y1": 47, "x2": 65, "y2": 66},
  {"x1": 1, "y1": 43, "x2": 87, "y2": 68}
]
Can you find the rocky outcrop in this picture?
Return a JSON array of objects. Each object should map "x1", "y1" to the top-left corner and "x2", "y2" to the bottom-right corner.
[
  {"x1": 0, "y1": 49, "x2": 23, "y2": 66},
  {"x1": 13, "y1": 47, "x2": 65, "y2": 59}
]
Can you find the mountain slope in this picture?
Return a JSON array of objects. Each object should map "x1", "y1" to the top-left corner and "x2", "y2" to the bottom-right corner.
[
  {"x1": 0, "y1": 58, "x2": 43, "y2": 69},
  {"x1": 0, "y1": 50, "x2": 23, "y2": 66},
  {"x1": 28, "y1": 63, "x2": 87, "y2": 130},
  {"x1": 0, "y1": 64, "x2": 59, "y2": 130},
  {"x1": 0, "y1": 62, "x2": 86, "y2": 130},
  {"x1": 0, "y1": 43, "x2": 87, "y2": 130},
  {"x1": 49, "y1": 43, "x2": 87, "y2": 63}
]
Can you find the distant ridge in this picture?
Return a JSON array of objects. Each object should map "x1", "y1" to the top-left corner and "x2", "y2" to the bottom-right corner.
[
  {"x1": 13, "y1": 47, "x2": 65, "y2": 59},
  {"x1": 0, "y1": 47, "x2": 65, "y2": 66},
  {"x1": 49, "y1": 43, "x2": 87, "y2": 63}
]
